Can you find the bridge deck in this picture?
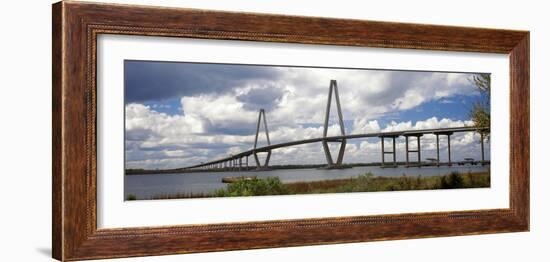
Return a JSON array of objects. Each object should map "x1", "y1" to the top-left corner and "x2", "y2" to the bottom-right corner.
[{"x1": 185, "y1": 126, "x2": 488, "y2": 169}]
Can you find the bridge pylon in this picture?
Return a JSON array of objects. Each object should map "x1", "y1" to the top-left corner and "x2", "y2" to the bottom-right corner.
[
  {"x1": 322, "y1": 80, "x2": 347, "y2": 168},
  {"x1": 253, "y1": 109, "x2": 272, "y2": 169}
]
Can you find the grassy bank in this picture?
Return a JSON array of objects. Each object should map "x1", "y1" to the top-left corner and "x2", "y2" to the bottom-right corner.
[{"x1": 127, "y1": 171, "x2": 490, "y2": 200}]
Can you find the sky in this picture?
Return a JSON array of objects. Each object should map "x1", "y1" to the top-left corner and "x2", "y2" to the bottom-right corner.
[{"x1": 124, "y1": 60, "x2": 490, "y2": 170}]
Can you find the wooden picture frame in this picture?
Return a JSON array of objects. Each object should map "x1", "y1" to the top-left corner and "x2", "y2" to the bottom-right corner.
[{"x1": 52, "y1": 1, "x2": 529, "y2": 261}]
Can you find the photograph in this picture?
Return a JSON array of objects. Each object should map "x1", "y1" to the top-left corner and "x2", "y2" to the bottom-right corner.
[{"x1": 124, "y1": 61, "x2": 491, "y2": 201}]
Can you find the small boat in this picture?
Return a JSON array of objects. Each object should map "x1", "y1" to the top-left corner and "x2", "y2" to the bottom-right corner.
[{"x1": 221, "y1": 176, "x2": 257, "y2": 183}]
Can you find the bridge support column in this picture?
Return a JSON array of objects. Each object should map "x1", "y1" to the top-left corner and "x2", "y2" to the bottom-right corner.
[
  {"x1": 322, "y1": 139, "x2": 346, "y2": 167},
  {"x1": 404, "y1": 134, "x2": 422, "y2": 167},
  {"x1": 381, "y1": 137, "x2": 385, "y2": 166},
  {"x1": 254, "y1": 153, "x2": 260, "y2": 168},
  {"x1": 322, "y1": 80, "x2": 347, "y2": 168},
  {"x1": 253, "y1": 109, "x2": 272, "y2": 170},
  {"x1": 380, "y1": 135, "x2": 397, "y2": 168},
  {"x1": 434, "y1": 132, "x2": 453, "y2": 167},
  {"x1": 393, "y1": 137, "x2": 396, "y2": 167},
  {"x1": 405, "y1": 136, "x2": 409, "y2": 166},
  {"x1": 253, "y1": 151, "x2": 271, "y2": 169},
  {"x1": 480, "y1": 133, "x2": 485, "y2": 165},
  {"x1": 436, "y1": 134, "x2": 440, "y2": 166},
  {"x1": 447, "y1": 134, "x2": 452, "y2": 166},
  {"x1": 417, "y1": 135, "x2": 421, "y2": 167}
]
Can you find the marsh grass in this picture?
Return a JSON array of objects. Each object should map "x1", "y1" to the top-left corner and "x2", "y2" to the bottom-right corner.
[
  {"x1": 287, "y1": 171, "x2": 490, "y2": 194},
  {"x1": 214, "y1": 177, "x2": 288, "y2": 197}
]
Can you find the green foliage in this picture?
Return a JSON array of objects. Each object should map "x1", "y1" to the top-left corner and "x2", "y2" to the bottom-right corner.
[
  {"x1": 126, "y1": 194, "x2": 137, "y2": 201},
  {"x1": 469, "y1": 73, "x2": 491, "y2": 140},
  {"x1": 439, "y1": 171, "x2": 465, "y2": 189},
  {"x1": 470, "y1": 103, "x2": 490, "y2": 138},
  {"x1": 215, "y1": 177, "x2": 288, "y2": 197},
  {"x1": 466, "y1": 170, "x2": 491, "y2": 188},
  {"x1": 336, "y1": 173, "x2": 374, "y2": 192}
]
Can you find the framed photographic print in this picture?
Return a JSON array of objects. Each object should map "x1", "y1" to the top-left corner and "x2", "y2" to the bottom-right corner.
[{"x1": 52, "y1": 1, "x2": 529, "y2": 261}]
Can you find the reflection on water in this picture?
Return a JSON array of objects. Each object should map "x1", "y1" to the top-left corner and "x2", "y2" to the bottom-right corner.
[{"x1": 124, "y1": 165, "x2": 489, "y2": 199}]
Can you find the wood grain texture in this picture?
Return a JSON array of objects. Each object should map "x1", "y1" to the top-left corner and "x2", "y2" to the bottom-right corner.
[
  {"x1": 52, "y1": 1, "x2": 530, "y2": 261},
  {"x1": 509, "y1": 35, "x2": 530, "y2": 226},
  {"x1": 52, "y1": 2, "x2": 63, "y2": 260}
]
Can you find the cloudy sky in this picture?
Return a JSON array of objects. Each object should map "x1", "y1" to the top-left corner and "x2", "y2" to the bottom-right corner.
[{"x1": 124, "y1": 60, "x2": 490, "y2": 170}]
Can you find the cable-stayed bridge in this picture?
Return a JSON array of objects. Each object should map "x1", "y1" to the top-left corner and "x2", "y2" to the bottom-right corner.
[{"x1": 184, "y1": 80, "x2": 489, "y2": 171}]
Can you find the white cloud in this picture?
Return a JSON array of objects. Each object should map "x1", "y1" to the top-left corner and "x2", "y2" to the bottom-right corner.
[
  {"x1": 126, "y1": 101, "x2": 488, "y2": 168},
  {"x1": 124, "y1": 66, "x2": 486, "y2": 169},
  {"x1": 381, "y1": 117, "x2": 473, "y2": 132},
  {"x1": 352, "y1": 118, "x2": 381, "y2": 134}
]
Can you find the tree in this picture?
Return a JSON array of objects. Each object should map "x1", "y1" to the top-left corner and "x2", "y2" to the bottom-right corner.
[{"x1": 469, "y1": 73, "x2": 490, "y2": 140}]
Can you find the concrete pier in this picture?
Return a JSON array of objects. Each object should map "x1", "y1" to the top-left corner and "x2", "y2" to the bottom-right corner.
[
  {"x1": 321, "y1": 80, "x2": 347, "y2": 168},
  {"x1": 253, "y1": 109, "x2": 272, "y2": 169},
  {"x1": 404, "y1": 134, "x2": 422, "y2": 167},
  {"x1": 380, "y1": 135, "x2": 398, "y2": 167},
  {"x1": 481, "y1": 133, "x2": 485, "y2": 165}
]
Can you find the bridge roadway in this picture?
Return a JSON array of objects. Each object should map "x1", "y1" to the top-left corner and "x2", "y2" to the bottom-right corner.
[{"x1": 184, "y1": 126, "x2": 488, "y2": 170}]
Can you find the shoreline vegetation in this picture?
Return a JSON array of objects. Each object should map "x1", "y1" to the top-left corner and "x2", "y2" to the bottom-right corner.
[{"x1": 126, "y1": 171, "x2": 490, "y2": 201}]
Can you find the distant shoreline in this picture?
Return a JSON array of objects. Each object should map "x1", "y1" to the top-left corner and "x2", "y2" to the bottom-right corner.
[
  {"x1": 125, "y1": 161, "x2": 489, "y2": 175},
  {"x1": 126, "y1": 163, "x2": 378, "y2": 175}
]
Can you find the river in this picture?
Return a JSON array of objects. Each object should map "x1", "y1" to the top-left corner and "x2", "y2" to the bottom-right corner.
[{"x1": 125, "y1": 165, "x2": 489, "y2": 199}]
